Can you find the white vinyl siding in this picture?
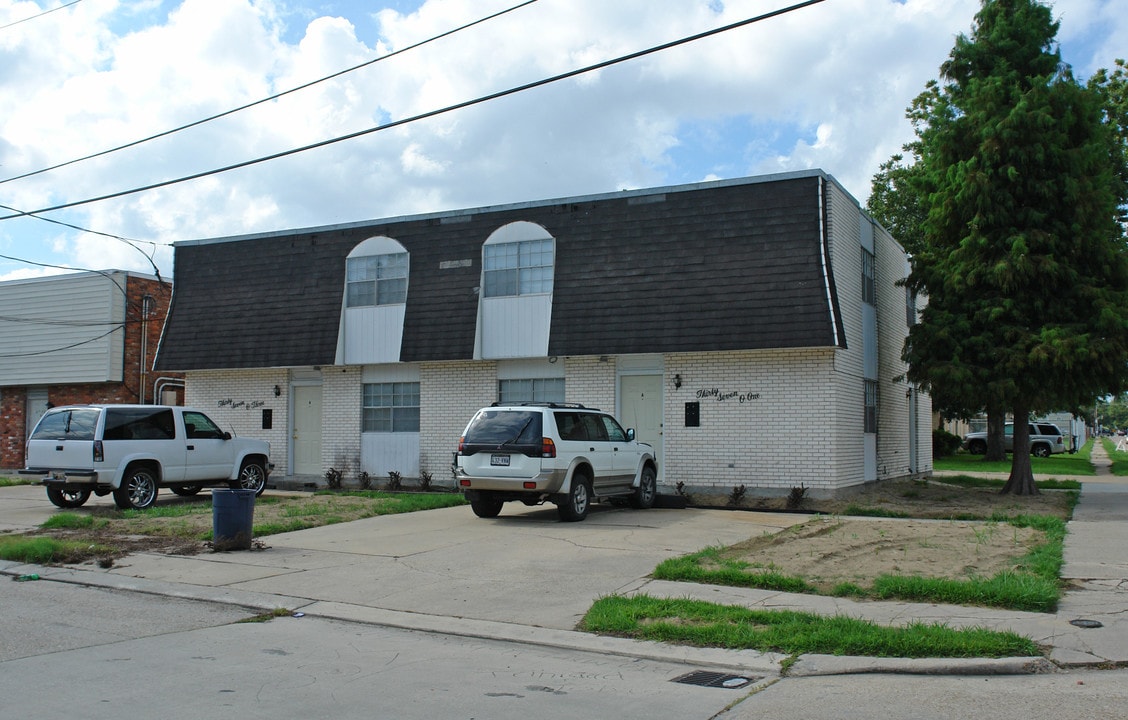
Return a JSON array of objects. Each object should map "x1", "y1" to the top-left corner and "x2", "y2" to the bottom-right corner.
[{"x1": 0, "y1": 272, "x2": 127, "y2": 385}]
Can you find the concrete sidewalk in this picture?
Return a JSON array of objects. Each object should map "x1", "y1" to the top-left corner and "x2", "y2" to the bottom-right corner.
[{"x1": 3, "y1": 444, "x2": 1127, "y2": 676}]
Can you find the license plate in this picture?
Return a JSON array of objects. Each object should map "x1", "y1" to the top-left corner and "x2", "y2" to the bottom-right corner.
[
  {"x1": 51, "y1": 471, "x2": 67, "y2": 481},
  {"x1": 490, "y1": 454, "x2": 511, "y2": 466}
]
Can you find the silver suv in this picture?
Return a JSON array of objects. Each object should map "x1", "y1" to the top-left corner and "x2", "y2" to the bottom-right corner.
[
  {"x1": 455, "y1": 403, "x2": 658, "y2": 521},
  {"x1": 962, "y1": 422, "x2": 1066, "y2": 458}
]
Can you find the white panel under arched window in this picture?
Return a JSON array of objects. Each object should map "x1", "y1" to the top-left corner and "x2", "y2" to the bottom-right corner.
[{"x1": 337, "y1": 237, "x2": 409, "y2": 365}]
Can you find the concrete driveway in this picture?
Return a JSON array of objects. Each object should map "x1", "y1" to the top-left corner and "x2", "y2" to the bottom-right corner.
[{"x1": 1, "y1": 483, "x2": 801, "y2": 631}]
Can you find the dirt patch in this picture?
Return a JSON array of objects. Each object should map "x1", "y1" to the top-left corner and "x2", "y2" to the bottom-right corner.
[
  {"x1": 685, "y1": 477, "x2": 1072, "y2": 591},
  {"x1": 716, "y1": 517, "x2": 1045, "y2": 592}
]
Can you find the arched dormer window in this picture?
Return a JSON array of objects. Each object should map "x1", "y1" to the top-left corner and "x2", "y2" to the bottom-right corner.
[
  {"x1": 346, "y1": 236, "x2": 408, "y2": 307},
  {"x1": 336, "y1": 236, "x2": 409, "y2": 365},
  {"x1": 475, "y1": 222, "x2": 555, "y2": 359},
  {"x1": 482, "y1": 222, "x2": 554, "y2": 298}
]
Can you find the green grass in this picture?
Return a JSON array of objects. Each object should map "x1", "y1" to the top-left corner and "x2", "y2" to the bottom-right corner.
[
  {"x1": 934, "y1": 440, "x2": 1095, "y2": 476},
  {"x1": 0, "y1": 476, "x2": 33, "y2": 487},
  {"x1": 1101, "y1": 437, "x2": 1128, "y2": 476},
  {"x1": 41, "y1": 512, "x2": 102, "y2": 530},
  {"x1": 581, "y1": 595, "x2": 1038, "y2": 659},
  {"x1": 651, "y1": 514, "x2": 1066, "y2": 613},
  {"x1": 0, "y1": 535, "x2": 112, "y2": 564}
]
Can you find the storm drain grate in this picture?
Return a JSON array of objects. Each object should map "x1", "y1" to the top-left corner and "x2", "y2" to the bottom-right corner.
[{"x1": 671, "y1": 671, "x2": 757, "y2": 689}]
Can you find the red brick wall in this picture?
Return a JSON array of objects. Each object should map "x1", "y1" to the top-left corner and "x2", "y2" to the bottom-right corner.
[
  {"x1": 0, "y1": 387, "x2": 28, "y2": 472},
  {"x1": 0, "y1": 275, "x2": 183, "y2": 470}
]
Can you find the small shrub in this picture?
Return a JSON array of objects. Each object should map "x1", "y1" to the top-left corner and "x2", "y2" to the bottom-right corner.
[
  {"x1": 386, "y1": 471, "x2": 403, "y2": 491},
  {"x1": 324, "y1": 467, "x2": 343, "y2": 489},
  {"x1": 358, "y1": 471, "x2": 372, "y2": 490},
  {"x1": 419, "y1": 471, "x2": 433, "y2": 492},
  {"x1": 786, "y1": 484, "x2": 807, "y2": 510},
  {"x1": 728, "y1": 484, "x2": 746, "y2": 507},
  {"x1": 675, "y1": 481, "x2": 693, "y2": 505},
  {"x1": 933, "y1": 428, "x2": 962, "y2": 458}
]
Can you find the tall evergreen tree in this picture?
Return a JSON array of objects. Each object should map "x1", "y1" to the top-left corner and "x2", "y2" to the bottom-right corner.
[{"x1": 900, "y1": 0, "x2": 1128, "y2": 494}]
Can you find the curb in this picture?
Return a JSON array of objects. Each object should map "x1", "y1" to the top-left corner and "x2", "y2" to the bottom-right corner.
[{"x1": 3, "y1": 560, "x2": 1052, "y2": 677}]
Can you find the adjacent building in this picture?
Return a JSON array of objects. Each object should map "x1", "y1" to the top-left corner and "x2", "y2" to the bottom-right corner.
[
  {"x1": 153, "y1": 170, "x2": 931, "y2": 496},
  {"x1": 0, "y1": 270, "x2": 181, "y2": 469}
]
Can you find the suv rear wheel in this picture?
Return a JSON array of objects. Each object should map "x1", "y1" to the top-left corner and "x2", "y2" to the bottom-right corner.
[
  {"x1": 47, "y1": 487, "x2": 92, "y2": 509},
  {"x1": 557, "y1": 474, "x2": 590, "y2": 522},
  {"x1": 469, "y1": 492, "x2": 504, "y2": 518},
  {"x1": 113, "y1": 466, "x2": 159, "y2": 510},
  {"x1": 1032, "y1": 443, "x2": 1051, "y2": 458}
]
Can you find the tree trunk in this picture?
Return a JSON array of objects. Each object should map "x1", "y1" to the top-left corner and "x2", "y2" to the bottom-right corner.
[
  {"x1": 985, "y1": 404, "x2": 1007, "y2": 462},
  {"x1": 1001, "y1": 404, "x2": 1038, "y2": 495}
]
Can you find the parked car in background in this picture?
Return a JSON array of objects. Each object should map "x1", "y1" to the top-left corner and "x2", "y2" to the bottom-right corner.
[
  {"x1": 962, "y1": 422, "x2": 1066, "y2": 458},
  {"x1": 455, "y1": 402, "x2": 657, "y2": 521},
  {"x1": 21, "y1": 405, "x2": 271, "y2": 510}
]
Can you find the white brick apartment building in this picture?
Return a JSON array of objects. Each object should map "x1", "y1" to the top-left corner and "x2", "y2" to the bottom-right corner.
[{"x1": 154, "y1": 170, "x2": 931, "y2": 497}]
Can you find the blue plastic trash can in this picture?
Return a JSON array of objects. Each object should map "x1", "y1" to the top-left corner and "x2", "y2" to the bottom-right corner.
[{"x1": 212, "y1": 488, "x2": 256, "y2": 551}]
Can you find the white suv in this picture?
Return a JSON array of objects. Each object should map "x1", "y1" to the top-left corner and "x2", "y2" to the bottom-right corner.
[{"x1": 455, "y1": 403, "x2": 658, "y2": 521}]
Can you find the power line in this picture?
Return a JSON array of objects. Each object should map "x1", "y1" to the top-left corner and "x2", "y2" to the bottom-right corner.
[
  {"x1": 0, "y1": 201, "x2": 165, "y2": 280},
  {"x1": 0, "y1": 0, "x2": 825, "y2": 223},
  {"x1": 0, "y1": 0, "x2": 83, "y2": 32},
  {"x1": 0, "y1": 0, "x2": 539, "y2": 186}
]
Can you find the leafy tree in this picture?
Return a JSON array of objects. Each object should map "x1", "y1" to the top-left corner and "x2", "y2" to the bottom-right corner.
[{"x1": 893, "y1": 0, "x2": 1128, "y2": 494}]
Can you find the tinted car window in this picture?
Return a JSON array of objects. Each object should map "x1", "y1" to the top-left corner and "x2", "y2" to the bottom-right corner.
[
  {"x1": 581, "y1": 413, "x2": 608, "y2": 441},
  {"x1": 464, "y1": 410, "x2": 542, "y2": 445},
  {"x1": 104, "y1": 408, "x2": 176, "y2": 441},
  {"x1": 183, "y1": 411, "x2": 226, "y2": 439},
  {"x1": 600, "y1": 415, "x2": 627, "y2": 442},
  {"x1": 30, "y1": 408, "x2": 99, "y2": 441},
  {"x1": 554, "y1": 412, "x2": 588, "y2": 441}
]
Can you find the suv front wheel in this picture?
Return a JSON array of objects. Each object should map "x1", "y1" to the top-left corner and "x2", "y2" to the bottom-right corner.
[
  {"x1": 557, "y1": 474, "x2": 590, "y2": 522},
  {"x1": 629, "y1": 465, "x2": 657, "y2": 509}
]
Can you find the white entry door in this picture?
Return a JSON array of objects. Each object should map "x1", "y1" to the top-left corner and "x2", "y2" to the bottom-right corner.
[
  {"x1": 293, "y1": 385, "x2": 323, "y2": 476},
  {"x1": 619, "y1": 374, "x2": 663, "y2": 479}
]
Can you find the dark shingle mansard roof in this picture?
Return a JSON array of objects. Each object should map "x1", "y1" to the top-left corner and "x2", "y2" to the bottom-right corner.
[{"x1": 154, "y1": 171, "x2": 843, "y2": 371}]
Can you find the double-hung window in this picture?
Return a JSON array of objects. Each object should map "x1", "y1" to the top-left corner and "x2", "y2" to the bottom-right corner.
[
  {"x1": 362, "y1": 382, "x2": 420, "y2": 432},
  {"x1": 864, "y1": 380, "x2": 878, "y2": 434},
  {"x1": 861, "y1": 248, "x2": 876, "y2": 306},
  {"x1": 347, "y1": 252, "x2": 408, "y2": 307},
  {"x1": 498, "y1": 377, "x2": 565, "y2": 404},
  {"x1": 483, "y1": 238, "x2": 554, "y2": 298}
]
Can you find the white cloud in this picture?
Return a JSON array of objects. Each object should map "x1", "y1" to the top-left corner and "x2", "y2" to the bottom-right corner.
[{"x1": 0, "y1": 0, "x2": 1124, "y2": 279}]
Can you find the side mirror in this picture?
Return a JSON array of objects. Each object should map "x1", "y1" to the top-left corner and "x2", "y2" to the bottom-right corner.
[
  {"x1": 223, "y1": 431, "x2": 233, "y2": 441},
  {"x1": 626, "y1": 428, "x2": 636, "y2": 441}
]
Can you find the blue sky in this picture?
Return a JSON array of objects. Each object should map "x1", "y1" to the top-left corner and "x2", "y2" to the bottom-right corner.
[{"x1": 0, "y1": 0, "x2": 1124, "y2": 282}]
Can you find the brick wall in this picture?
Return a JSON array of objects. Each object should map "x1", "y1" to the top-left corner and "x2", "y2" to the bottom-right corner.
[
  {"x1": 321, "y1": 366, "x2": 362, "y2": 477},
  {"x1": 184, "y1": 368, "x2": 289, "y2": 474},
  {"x1": 419, "y1": 360, "x2": 496, "y2": 486},
  {"x1": 664, "y1": 348, "x2": 840, "y2": 495},
  {"x1": 0, "y1": 387, "x2": 27, "y2": 470}
]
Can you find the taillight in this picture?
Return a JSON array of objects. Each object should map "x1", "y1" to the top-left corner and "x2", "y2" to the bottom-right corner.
[
  {"x1": 457, "y1": 437, "x2": 466, "y2": 455},
  {"x1": 93, "y1": 440, "x2": 104, "y2": 463},
  {"x1": 542, "y1": 437, "x2": 556, "y2": 458}
]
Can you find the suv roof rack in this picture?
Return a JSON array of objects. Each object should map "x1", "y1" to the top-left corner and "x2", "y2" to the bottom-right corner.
[{"x1": 489, "y1": 401, "x2": 594, "y2": 409}]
